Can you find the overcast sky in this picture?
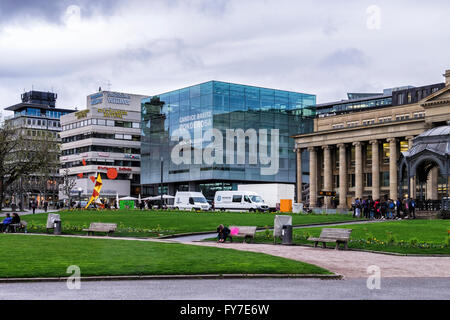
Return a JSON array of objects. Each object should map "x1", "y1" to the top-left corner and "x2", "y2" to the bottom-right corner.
[{"x1": 0, "y1": 0, "x2": 449, "y2": 115}]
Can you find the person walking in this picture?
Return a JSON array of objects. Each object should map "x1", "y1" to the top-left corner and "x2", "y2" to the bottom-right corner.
[
  {"x1": 31, "y1": 201, "x2": 37, "y2": 214},
  {"x1": 396, "y1": 198, "x2": 402, "y2": 219},
  {"x1": 410, "y1": 198, "x2": 416, "y2": 219}
]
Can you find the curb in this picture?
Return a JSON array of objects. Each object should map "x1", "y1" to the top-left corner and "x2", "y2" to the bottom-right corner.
[{"x1": 0, "y1": 273, "x2": 343, "y2": 283}]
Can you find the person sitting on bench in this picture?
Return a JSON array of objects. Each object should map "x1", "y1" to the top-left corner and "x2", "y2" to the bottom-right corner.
[
  {"x1": 217, "y1": 224, "x2": 231, "y2": 243},
  {"x1": 10, "y1": 213, "x2": 21, "y2": 233},
  {"x1": 1, "y1": 214, "x2": 12, "y2": 232}
]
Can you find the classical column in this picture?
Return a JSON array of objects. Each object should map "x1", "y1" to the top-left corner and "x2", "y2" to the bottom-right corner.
[
  {"x1": 308, "y1": 147, "x2": 318, "y2": 208},
  {"x1": 427, "y1": 167, "x2": 439, "y2": 200},
  {"x1": 322, "y1": 145, "x2": 332, "y2": 207},
  {"x1": 353, "y1": 141, "x2": 363, "y2": 200},
  {"x1": 370, "y1": 140, "x2": 380, "y2": 201},
  {"x1": 387, "y1": 138, "x2": 398, "y2": 200},
  {"x1": 406, "y1": 136, "x2": 416, "y2": 198},
  {"x1": 338, "y1": 143, "x2": 347, "y2": 209},
  {"x1": 296, "y1": 148, "x2": 303, "y2": 203}
]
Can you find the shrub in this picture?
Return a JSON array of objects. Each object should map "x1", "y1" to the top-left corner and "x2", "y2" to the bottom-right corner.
[
  {"x1": 264, "y1": 226, "x2": 271, "y2": 239},
  {"x1": 386, "y1": 232, "x2": 397, "y2": 245},
  {"x1": 409, "y1": 237, "x2": 419, "y2": 246}
]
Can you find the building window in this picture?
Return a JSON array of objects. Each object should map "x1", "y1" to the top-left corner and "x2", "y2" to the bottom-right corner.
[
  {"x1": 400, "y1": 141, "x2": 409, "y2": 152},
  {"x1": 379, "y1": 116, "x2": 392, "y2": 123},
  {"x1": 381, "y1": 172, "x2": 389, "y2": 187},
  {"x1": 382, "y1": 143, "x2": 390, "y2": 164},
  {"x1": 366, "y1": 145, "x2": 372, "y2": 166},
  {"x1": 395, "y1": 114, "x2": 410, "y2": 121},
  {"x1": 332, "y1": 123, "x2": 344, "y2": 129},
  {"x1": 348, "y1": 174, "x2": 355, "y2": 188},
  {"x1": 365, "y1": 173, "x2": 372, "y2": 187},
  {"x1": 413, "y1": 112, "x2": 425, "y2": 118},
  {"x1": 347, "y1": 121, "x2": 359, "y2": 127},
  {"x1": 362, "y1": 119, "x2": 375, "y2": 125}
]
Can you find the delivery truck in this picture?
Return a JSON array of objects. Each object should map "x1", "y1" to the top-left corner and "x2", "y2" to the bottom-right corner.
[{"x1": 237, "y1": 183, "x2": 295, "y2": 212}]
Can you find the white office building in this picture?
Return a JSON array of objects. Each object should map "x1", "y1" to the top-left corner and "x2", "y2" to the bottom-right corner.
[{"x1": 59, "y1": 90, "x2": 147, "y2": 203}]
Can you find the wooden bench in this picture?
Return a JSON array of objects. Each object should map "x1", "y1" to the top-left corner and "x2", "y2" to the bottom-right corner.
[
  {"x1": 228, "y1": 226, "x2": 257, "y2": 243},
  {"x1": 7, "y1": 221, "x2": 27, "y2": 233},
  {"x1": 307, "y1": 228, "x2": 352, "y2": 250},
  {"x1": 82, "y1": 223, "x2": 117, "y2": 236}
]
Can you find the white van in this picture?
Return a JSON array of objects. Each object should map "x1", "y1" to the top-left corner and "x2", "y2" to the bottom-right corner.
[
  {"x1": 214, "y1": 191, "x2": 269, "y2": 212},
  {"x1": 174, "y1": 191, "x2": 211, "y2": 211}
]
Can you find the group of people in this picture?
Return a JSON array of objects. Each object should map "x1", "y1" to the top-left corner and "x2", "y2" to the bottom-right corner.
[
  {"x1": 352, "y1": 197, "x2": 416, "y2": 220},
  {"x1": 0, "y1": 213, "x2": 21, "y2": 233}
]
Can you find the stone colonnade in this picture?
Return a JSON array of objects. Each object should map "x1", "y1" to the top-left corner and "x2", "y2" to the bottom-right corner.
[{"x1": 295, "y1": 136, "x2": 415, "y2": 209}]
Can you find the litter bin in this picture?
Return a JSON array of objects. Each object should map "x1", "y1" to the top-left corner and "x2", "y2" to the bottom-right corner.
[
  {"x1": 281, "y1": 225, "x2": 292, "y2": 245},
  {"x1": 54, "y1": 220, "x2": 62, "y2": 235}
]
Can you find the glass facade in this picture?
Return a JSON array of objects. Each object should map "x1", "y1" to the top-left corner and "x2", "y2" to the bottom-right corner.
[
  {"x1": 141, "y1": 81, "x2": 315, "y2": 195},
  {"x1": 316, "y1": 96, "x2": 392, "y2": 116}
]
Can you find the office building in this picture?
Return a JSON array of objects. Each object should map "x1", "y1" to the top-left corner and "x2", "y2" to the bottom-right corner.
[
  {"x1": 59, "y1": 90, "x2": 147, "y2": 203},
  {"x1": 4, "y1": 90, "x2": 74, "y2": 205},
  {"x1": 141, "y1": 81, "x2": 315, "y2": 199}
]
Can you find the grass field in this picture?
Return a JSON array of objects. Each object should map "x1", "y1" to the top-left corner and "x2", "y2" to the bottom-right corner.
[
  {"x1": 0, "y1": 234, "x2": 331, "y2": 278},
  {"x1": 22, "y1": 209, "x2": 358, "y2": 237},
  {"x1": 251, "y1": 220, "x2": 450, "y2": 254}
]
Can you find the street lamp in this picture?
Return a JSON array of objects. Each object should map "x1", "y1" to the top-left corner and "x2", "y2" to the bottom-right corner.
[
  {"x1": 160, "y1": 156, "x2": 163, "y2": 209},
  {"x1": 77, "y1": 187, "x2": 82, "y2": 208}
]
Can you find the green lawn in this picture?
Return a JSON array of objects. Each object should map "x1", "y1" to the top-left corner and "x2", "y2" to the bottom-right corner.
[
  {"x1": 252, "y1": 220, "x2": 450, "y2": 254},
  {"x1": 22, "y1": 209, "x2": 358, "y2": 237},
  {"x1": 0, "y1": 234, "x2": 331, "y2": 278}
]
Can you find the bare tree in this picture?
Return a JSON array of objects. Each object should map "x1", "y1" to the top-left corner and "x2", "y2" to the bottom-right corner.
[
  {"x1": 61, "y1": 168, "x2": 77, "y2": 208},
  {"x1": 0, "y1": 125, "x2": 59, "y2": 210}
]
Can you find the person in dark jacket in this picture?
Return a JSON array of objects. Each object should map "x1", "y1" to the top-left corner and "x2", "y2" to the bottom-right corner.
[{"x1": 217, "y1": 224, "x2": 231, "y2": 243}]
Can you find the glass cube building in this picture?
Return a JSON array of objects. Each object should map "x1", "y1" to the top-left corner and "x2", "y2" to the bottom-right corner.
[{"x1": 141, "y1": 81, "x2": 315, "y2": 199}]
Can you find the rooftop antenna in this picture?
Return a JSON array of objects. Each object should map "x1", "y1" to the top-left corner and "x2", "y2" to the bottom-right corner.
[{"x1": 106, "y1": 80, "x2": 112, "y2": 91}]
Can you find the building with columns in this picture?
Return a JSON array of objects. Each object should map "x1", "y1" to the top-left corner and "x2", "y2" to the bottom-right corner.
[{"x1": 293, "y1": 69, "x2": 450, "y2": 210}]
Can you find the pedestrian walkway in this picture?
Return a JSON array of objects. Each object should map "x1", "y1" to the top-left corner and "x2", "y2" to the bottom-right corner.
[
  {"x1": 183, "y1": 241, "x2": 450, "y2": 279},
  {"x1": 0, "y1": 208, "x2": 61, "y2": 217}
]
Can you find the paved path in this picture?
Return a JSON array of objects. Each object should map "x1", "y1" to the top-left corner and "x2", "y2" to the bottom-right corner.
[
  {"x1": 2, "y1": 278, "x2": 449, "y2": 300},
  {"x1": 180, "y1": 241, "x2": 450, "y2": 278},
  {"x1": 0, "y1": 209, "x2": 61, "y2": 217},
  {"x1": 169, "y1": 219, "x2": 383, "y2": 242}
]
